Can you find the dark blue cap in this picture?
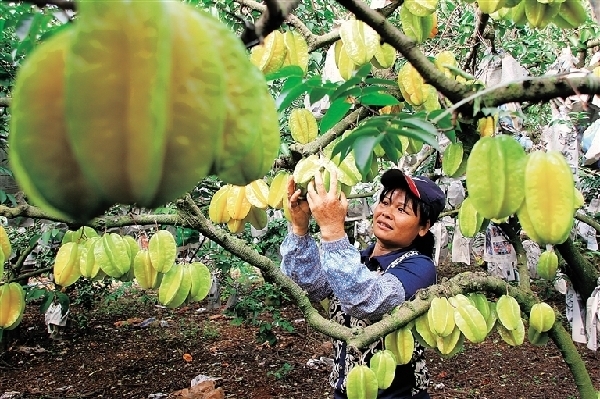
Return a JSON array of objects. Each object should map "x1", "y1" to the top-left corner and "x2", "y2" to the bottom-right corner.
[{"x1": 380, "y1": 169, "x2": 446, "y2": 223}]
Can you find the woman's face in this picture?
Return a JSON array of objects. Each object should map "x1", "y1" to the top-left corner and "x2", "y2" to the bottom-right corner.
[{"x1": 372, "y1": 189, "x2": 430, "y2": 250}]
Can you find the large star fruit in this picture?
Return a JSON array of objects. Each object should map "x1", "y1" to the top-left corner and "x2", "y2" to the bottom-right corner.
[
  {"x1": 95, "y1": 233, "x2": 131, "y2": 278},
  {"x1": 552, "y1": 0, "x2": 587, "y2": 28},
  {"x1": 133, "y1": 250, "x2": 161, "y2": 290},
  {"x1": 465, "y1": 135, "x2": 527, "y2": 220},
  {"x1": 339, "y1": 20, "x2": 379, "y2": 66},
  {"x1": 148, "y1": 230, "x2": 177, "y2": 274},
  {"x1": 289, "y1": 108, "x2": 318, "y2": 144},
  {"x1": 400, "y1": 5, "x2": 435, "y2": 43},
  {"x1": 525, "y1": 0, "x2": 561, "y2": 28},
  {"x1": 458, "y1": 197, "x2": 484, "y2": 238},
  {"x1": 404, "y1": 0, "x2": 438, "y2": 16},
  {"x1": 519, "y1": 151, "x2": 574, "y2": 245},
  {"x1": 9, "y1": 0, "x2": 278, "y2": 222}
]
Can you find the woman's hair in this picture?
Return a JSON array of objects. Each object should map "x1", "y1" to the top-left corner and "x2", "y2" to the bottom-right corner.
[{"x1": 378, "y1": 185, "x2": 437, "y2": 258}]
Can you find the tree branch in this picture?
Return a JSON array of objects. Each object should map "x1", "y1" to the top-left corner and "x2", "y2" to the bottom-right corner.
[
  {"x1": 575, "y1": 211, "x2": 600, "y2": 234},
  {"x1": 555, "y1": 237, "x2": 599, "y2": 301},
  {"x1": 549, "y1": 320, "x2": 598, "y2": 399},
  {"x1": 481, "y1": 74, "x2": 600, "y2": 108},
  {"x1": 7, "y1": 266, "x2": 53, "y2": 284},
  {"x1": 462, "y1": 10, "x2": 490, "y2": 73},
  {"x1": 0, "y1": 97, "x2": 11, "y2": 108}
]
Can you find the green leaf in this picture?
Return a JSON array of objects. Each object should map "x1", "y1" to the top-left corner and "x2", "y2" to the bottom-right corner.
[
  {"x1": 309, "y1": 86, "x2": 333, "y2": 105},
  {"x1": 320, "y1": 99, "x2": 352, "y2": 132},
  {"x1": 280, "y1": 142, "x2": 291, "y2": 157},
  {"x1": 276, "y1": 79, "x2": 307, "y2": 111},
  {"x1": 28, "y1": 233, "x2": 41, "y2": 247},
  {"x1": 304, "y1": 75, "x2": 325, "y2": 88},
  {"x1": 331, "y1": 135, "x2": 355, "y2": 160},
  {"x1": 331, "y1": 127, "x2": 380, "y2": 159},
  {"x1": 56, "y1": 292, "x2": 70, "y2": 316},
  {"x1": 26, "y1": 287, "x2": 48, "y2": 301},
  {"x1": 444, "y1": 129, "x2": 457, "y2": 143},
  {"x1": 428, "y1": 109, "x2": 454, "y2": 131},
  {"x1": 395, "y1": 118, "x2": 440, "y2": 150},
  {"x1": 380, "y1": 133, "x2": 401, "y2": 163},
  {"x1": 40, "y1": 291, "x2": 55, "y2": 314},
  {"x1": 353, "y1": 134, "x2": 383, "y2": 177},
  {"x1": 329, "y1": 77, "x2": 362, "y2": 101},
  {"x1": 359, "y1": 92, "x2": 400, "y2": 106},
  {"x1": 354, "y1": 63, "x2": 372, "y2": 78},
  {"x1": 265, "y1": 65, "x2": 304, "y2": 81}
]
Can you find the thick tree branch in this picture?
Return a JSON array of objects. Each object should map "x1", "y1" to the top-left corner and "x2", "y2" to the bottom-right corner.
[
  {"x1": 549, "y1": 320, "x2": 598, "y2": 399},
  {"x1": 334, "y1": 0, "x2": 468, "y2": 104},
  {"x1": 481, "y1": 74, "x2": 600, "y2": 108},
  {"x1": 0, "y1": 97, "x2": 11, "y2": 107}
]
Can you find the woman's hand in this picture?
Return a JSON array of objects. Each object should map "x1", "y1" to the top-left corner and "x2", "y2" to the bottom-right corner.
[
  {"x1": 306, "y1": 169, "x2": 348, "y2": 242},
  {"x1": 287, "y1": 176, "x2": 311, "y2": 236}
]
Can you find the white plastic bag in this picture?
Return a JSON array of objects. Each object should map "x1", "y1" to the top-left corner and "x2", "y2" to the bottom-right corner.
[
  {"x1": 44, "y1": 302, "x2": 69, "y2": 334},
  {"x1": 585, "y1": 279, "x2": 600, "y2": 351}
]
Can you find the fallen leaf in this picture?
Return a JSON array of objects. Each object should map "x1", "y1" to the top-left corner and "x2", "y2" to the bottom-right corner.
[{"x1": 183, "y1": 353, "x2": 193, "y2": 362}]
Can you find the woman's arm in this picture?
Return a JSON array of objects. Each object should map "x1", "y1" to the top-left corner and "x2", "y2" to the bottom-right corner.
[{"x1": 280, "y1": 232, "x2": 332, "y2": 302}]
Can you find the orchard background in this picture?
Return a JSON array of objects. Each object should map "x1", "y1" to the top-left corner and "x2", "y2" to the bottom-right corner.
[{"x1": 0, "y1": 0, "x2": 600, "y2": 398}]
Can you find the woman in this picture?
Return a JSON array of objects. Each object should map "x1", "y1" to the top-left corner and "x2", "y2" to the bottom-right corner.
[{"x1": 280, "y1": 168, "x2": 446, "y2": 399}]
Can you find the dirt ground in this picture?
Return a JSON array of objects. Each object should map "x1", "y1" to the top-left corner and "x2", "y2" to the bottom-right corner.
[{"x1": 1, "y1": 263, "x2": 599, "y2": 399}]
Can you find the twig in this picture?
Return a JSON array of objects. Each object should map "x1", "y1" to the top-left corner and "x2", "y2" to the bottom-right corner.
[
  {"x1": 407, "y1": 147, "x2": 435, "y2": 174},
  {"x1": 12, "y1": 240, "x2": 38, "y2": 278},
  {"x1": 462, "y1": 10, "x2": 490, "y2": 73},
  {"x1": 575, "y1": 211, "x2": 600, "y2": 234},
  {"x1": 5, "y1": 265, "x2": 52, "y2": 284}
]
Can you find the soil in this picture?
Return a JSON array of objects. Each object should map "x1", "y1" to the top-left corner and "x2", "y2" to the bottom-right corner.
[{"x1": 1, "y1": 262, "x2": 599, "y2": 399}]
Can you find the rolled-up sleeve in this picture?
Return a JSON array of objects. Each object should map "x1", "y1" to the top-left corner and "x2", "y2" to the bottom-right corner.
[{"x1": 280, "y1": 233, "x2": 332, "y2": 301}]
